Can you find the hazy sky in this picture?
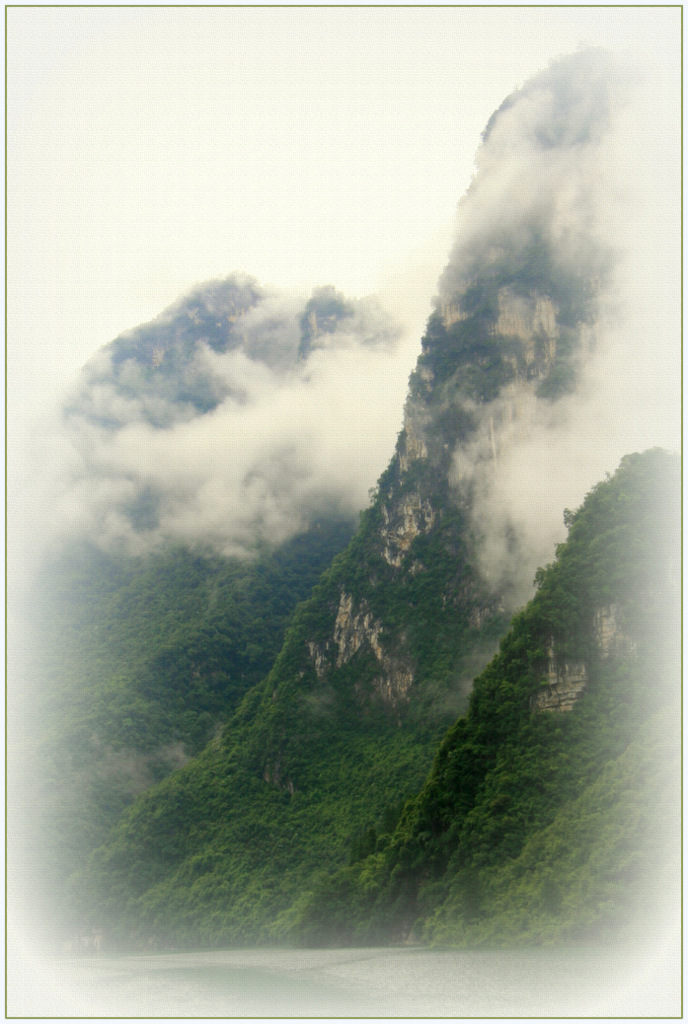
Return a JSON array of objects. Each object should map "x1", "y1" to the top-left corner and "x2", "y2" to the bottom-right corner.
[
  {"x1": 8, "y1": 7, "x2": 680, "y2": 399},
  {"x1": 7, "y1": 6, "x2": 681, "y2": 577}
]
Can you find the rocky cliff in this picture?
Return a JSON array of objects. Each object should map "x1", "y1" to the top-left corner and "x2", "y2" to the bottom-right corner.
[
  {"x1": 246, "y1": 52, "x2": 618, "y2": 723},
  {"x1": 531, "y1": 603, "x2": 638, "y2": 712},
  {"x1": 293, "y1": 212, "x2": 604, "y2": 715}
]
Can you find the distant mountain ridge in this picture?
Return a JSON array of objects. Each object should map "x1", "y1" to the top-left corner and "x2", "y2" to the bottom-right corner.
[
  {"x1": 60, "y1": 275, "x2": 401, "y2": 555},
  {"x1": 67, "y1": 276, "x2": 397, "y2": 433}
]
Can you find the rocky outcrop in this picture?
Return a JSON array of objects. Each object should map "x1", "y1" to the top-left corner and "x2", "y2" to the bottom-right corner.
[
  {"x1": 307, "y1": 641, "x2": 330, "y2": 681},
  {"x1": 594, "y1": 604, "x2": 636, "y2": 658},
  {"x1": 380, "y1": 493, "x2": 435, "y2": 568},
  {"x1": 318, "y1": 590, "x2": 414, "y2": 709},
  {"x1": 334, "y1": 592, "x2": 383, "y2": 667},
  {"x1": 373, "y1": 659, "x2": 414, "y2": 706},
  {"x1": 491, "y1": 289, "x2": 558, "y2": 351},
  {"x1": 531, "y1": 642, "x2": 588, "y2": 712},
  {"x1": 399, "y1": 416, "x2": 429, "y2": 473},
  {"x1": 533, "y1": 605, "x2": 638, "y2": 712},
  {"x1": 441, "y1": 301, "x2": 469, "y2": 327},
  {"x1": 398, "y1": 369, "x2": 433, "y2": 474},
  {"x1": 441, "y1": 286, "x2": 559, "y2": 353}
]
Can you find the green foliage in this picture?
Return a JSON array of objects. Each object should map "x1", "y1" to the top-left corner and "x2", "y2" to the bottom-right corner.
[
  {"x1": 74, "y1": 717, "x2": 433, "y2": 947},
  {"x1": 291, "y1": 450, "x2": 680, "y2": 947},
  {"x1": 67, "y1": 416, "x2": 512, "y2": 944},
  {"x1": 24, "y1": 519, "x2": 354, "y2": 896},
  {"x1": 43, "y1": 445, "x2": 679, "y2": 951}
]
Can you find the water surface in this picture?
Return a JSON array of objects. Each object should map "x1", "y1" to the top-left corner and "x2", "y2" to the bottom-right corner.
[{"x1": 10, "y1": 943, "x2": 680, "y2": 1018}]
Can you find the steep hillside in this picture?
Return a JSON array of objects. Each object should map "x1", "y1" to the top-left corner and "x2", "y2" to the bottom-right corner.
[
  {"x1": 292, "y1": 449, "x2": 680, "y2": 947},
  {"x1": 16, "y1": 520, "x2": 353, "y2": 931},
  {"x1": 71, "y1": 51, "x2": 636, "y2": 949}
]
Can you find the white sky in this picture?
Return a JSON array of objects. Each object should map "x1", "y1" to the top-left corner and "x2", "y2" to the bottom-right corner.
[{"x1": 7, "y1": 6, "x2": 681, "y2": 415}]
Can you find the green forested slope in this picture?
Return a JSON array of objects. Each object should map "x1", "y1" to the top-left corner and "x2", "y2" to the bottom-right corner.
[
  {"x1": 27, "y1": 55, "x2": 679, "y2": 956},
  {"x1": 73, "y1": 470, "x2": 504, "y2": 946},
  {"x1": 78, "y1": 450, "x2": 678, "y2": 949},
  {"x1": 18, "y1": 519, "x2": 354, "y2": 922},
  {"x1": 291, "y1": 449, "x2": 680, "y2": 947}
]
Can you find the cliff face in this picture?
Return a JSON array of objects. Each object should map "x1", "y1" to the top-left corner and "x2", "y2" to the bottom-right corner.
[
  {"x1": 531, "y1": 646, "x2": 588, "y2": 713},
  {"x1": 379, "y1": 493, "x2": 435, "y2": 569},
  {"x1": 332, "y1": 592, "x2": 414, "y2": 710},
  {"x1": 305, "y1": 588, "x2": 418, "y2": 715},
  {"x1": 294, "y1": 221, "x2": 602, "y2": 715},
  {"x1": 267, "y1": 52, "x2": 616, "y2": 719},
  {"x1": 442, "y1": 288, "x2": 559, "y2": 354},
  {"x1": 531, "y1": 604, "x2": 636, "y2": 712}
]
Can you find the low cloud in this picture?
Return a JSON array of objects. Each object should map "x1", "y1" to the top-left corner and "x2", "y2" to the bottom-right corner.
[
  {"x1": 14, "y1": 49, "x2": 679, "y2": 607},
  {"x1": 436, "y1": 49, "x2": 680, "y2": 604},
  {"x1": 34, "y1": 277, "x2": 415, "y2": 561}
]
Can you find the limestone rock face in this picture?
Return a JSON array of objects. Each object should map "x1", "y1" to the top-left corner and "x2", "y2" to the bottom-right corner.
[
  {"x1": 380, "y1": 493, "x2": 436, "y2": 568},
  {"x1": 532, "y1": 604, "x2": 638, "y2": 712},
  {"x1": 441, "y1": 287, "x2": 559, "y2": 361},
  {"x1": 326, "y1": 590, "x2": 414, "y2": 709},
  {"x1": 399, "y1": 409, "x2": 429, "y2": 474},
  {"x1": 307, "y1": 641, "x2": 330, "y2": 681},
  {"x1": 334, "y1": 592, "x2": 383, "y2": 668},
  {"x1": 373, "y1": 660, "x2": 414, "y2": 707},
  {"x1": 491, "y1": 289, "x2": 558, "y2": 348},
  {"x1": 531, "y1": 643, "x2": 588, "y2": 712},
  {"x1": 440, "y1": 300, "x2": 469, "y2": 328},
  {"x1": 594, "y1": 604, "x2": 636, "y2": 658}
]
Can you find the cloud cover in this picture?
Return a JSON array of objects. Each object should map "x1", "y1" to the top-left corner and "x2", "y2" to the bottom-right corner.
[
  {"x1": 43, "y1": 278, "x2": 412, "y2": 559},
  {"x1": 14, "y1": 47, "x2": 680, "y2": 599},
  {"x1": 432, "y1": 49, "x2": 680, "y2": 603}
]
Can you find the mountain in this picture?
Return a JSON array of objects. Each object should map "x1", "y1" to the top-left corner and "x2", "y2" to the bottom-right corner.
[
  {"x1": 74, "y1": 445, "x2": 680, "y2": 950},
  {"x1": 59, "y1": 50, "x2": 675, "y2": 951},
  {"x1": 58, "y1": 275, "x2": 402, "y2": 557},
  {"x1": 17, "y1": 262, "x2": 422, "y2": 941},
  {"x1": 16, "y1": 277, "x2": 406, "y2": 935},
  {"x1": 291, "y1": 448, "x2": 680, "y2": 946}
]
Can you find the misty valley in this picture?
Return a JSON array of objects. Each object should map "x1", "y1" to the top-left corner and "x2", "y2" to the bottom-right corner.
[{"x1": 9, "y1": 46, "x2": 680, "y2": 1018}]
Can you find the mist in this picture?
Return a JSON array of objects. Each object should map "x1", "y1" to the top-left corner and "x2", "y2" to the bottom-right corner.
[
  {"x1": 435, "y1": 49, "x2": 680, "y2": 604},
  {"x1": 16, "y1": 279, "x2": 417, "y2": 573},
  {"x1": 14, "y1": 49, "x2": 679, "y2": 614}
]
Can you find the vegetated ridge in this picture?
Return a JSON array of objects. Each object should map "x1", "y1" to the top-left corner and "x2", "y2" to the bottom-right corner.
[{"x1": 292, "y1": 448, "x2": 680, "y2": 947}]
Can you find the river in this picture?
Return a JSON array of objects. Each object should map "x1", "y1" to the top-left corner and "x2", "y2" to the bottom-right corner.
[{"x1": 9, "y1": 941, "x2": 680, "y2": 1018}]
